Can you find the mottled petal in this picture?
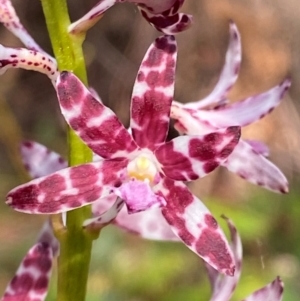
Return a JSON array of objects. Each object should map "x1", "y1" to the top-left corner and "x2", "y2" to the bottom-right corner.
[
  {"x1": 84, "y1": 197, "x2": 124, "y2": 228},
  {"x1": 140, "y1": 10, "x2": 192, "y2": 34},
  {"x1": 131, "y1": 35, "x2": 177, "y2": 149},
  {"x1": 244, "y1": 139, "x2": 269, "y2": 157},
  {"x1": 21, "y1": 141, "x2": 67, "y2": 179},
  {"x1": 0, "y1": 45, "x2": 58, "y2": 82},
  {"x1": 243, "y1": 277, "x2": 284, "y2": 301},
  {"x1": 0, "y1": 0, "x2": 45, "y2": 52},
  {"x1": 1, "y1": 243, "x2": 53, "y2": 301},
  {"x1": 155, "y1": 127, "x2": 241, "y2": 181},
  {"x1": 158, "y1": 179, "x2": 235, "y2": 276},
  {"x1": 68, "y1": 0, "x2": 117, "y2": 35},
  {"x1": 222, "y1": 140, "x2": 288, "y2": 193},
  {"x1": 207, "y1": 217, "x2": 242, "y2": 301},
  {"x1": 184, "y1": 22, "x2": 241, "y2": 110},
  {"x1": 188, "y1": 79, "x2": 290, "y2": 129},
  {"x1": 56, "y1": 72, "x2": 138, "y2": 159},
  {"x1": 6, "y1": 160, "x2": 127, "y2": 214},
  {"x1": 114, "y1": 180, "x2": 166, "y2": 214},
  {"x1": 91, "y1": 194, "x2": 179, "y2": 240}
]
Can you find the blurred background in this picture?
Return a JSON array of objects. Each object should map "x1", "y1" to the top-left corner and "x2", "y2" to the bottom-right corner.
[{"x1": 0, "y1": 0, "x2": 300, "y2": 300}]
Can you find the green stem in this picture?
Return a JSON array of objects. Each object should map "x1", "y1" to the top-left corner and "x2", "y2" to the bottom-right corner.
[{"x1": 41, "y1": 0, "x2": 95, "y2": 300}]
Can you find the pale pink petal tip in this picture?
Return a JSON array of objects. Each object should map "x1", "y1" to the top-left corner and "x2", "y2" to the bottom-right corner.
[
  {"x1": 1, "y1": 243, "x2": 53, "y2": 301},
  {"x1": 243, "y1": 277, "x2": 284, "y2": 301},
  {"x1": 223, "y1": 140, "x2": 289, "y2": 194},
  {"x1": 184, "y1": 21, "x2": 241, "y2": 110},
  {"x1": 21, "y1": 140, "x2": 67, "y2": 179}
]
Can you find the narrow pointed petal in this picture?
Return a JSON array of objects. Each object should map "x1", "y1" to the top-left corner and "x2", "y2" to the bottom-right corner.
[
  {"x1": 1, "y1": 243, "x2": 53, "y2": 301},
  {"x1": 243, "y1": 277, "x2": 284, "y2": 301},
  {"x1": 0, "y1": 45, "x2": 58, "y2": 82},
  {"x1": 189, "y1": 79, "x2": 290, "y2": 129},
  {"x1": 159, "y1": 179, "x2": 235, "y2": 276},
  {"x1": 21, "y1": 141, "x2": 67, "y2": 179},
  {"x1": 56, "y1": 72, "x2": 138, "y2": 159},
  {"x1": 207, "y1": 217, "x2": 242, "y2": 301},
  {"x1": 184, "y1": 22, "x2": 241, "y2": 110},
  {"x1": 84, "y1": 197, "x2": 124, "y2": 228},
  {"x1": 131, "y1": 35, "x2": 177, "y2": 149},
  {"x1": 155, "y1": 126, "x2": 241, "y2": 181},
  {"x1": 91, "y1": 194, "x2": 179, "y2": 240},
  {"x1": 222, "y1": 140, "x2": 288, "y2": 193},
  {"x1": 68, "y1": 0, "x2": 117, "y2": 35},
  {"x1": 114, "y1": 180, "x2": 166, "y2": 214},
  {"x1": 6, "y1": 160, "x2": 127, "y2": 214},
  {"x1": 140, "y1": 10, "x2": 192, "y2": 34},
  {"x1": 244, "y1": 139, "x2": 269, "y2": 157},
  {"x1": 0, "y1": 0, "x2": 45, "y2": 52}
]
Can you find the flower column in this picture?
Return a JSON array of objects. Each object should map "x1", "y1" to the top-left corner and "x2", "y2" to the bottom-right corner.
[{"x1": 40, "y1": 0, "x2": 95, "y2": 300}]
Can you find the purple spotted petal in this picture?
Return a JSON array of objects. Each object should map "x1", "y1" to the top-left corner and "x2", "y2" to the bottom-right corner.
[
  {"x1": 114, "y1": 180, "x2": 166, "y2": 214},
  {"x1": 0, "y1": 45, "x2": 58, "y2": 83},
  {"x1": 140, "y1": 10, "x2": 192, "y2": 34},
  {"x1": 158, "y1": 179, "x2": 235, "y2": 276},
  {"x1": 155, "y1": 127, "x2": 241, "y2": 181},
  {"x1": 131, "y1": 35, "x2": 177, "y2": 149},
  {"x1": 207, "y1": 217, "x2": 242, "y2": 301},
  {"x1": 243, "y1": 277, "x2": 284, "y2": 301},
  {"x1": 184, "y1": 22, "x2": 241, "y2": 110},
  {"x1": 222, "y1": 140, "x2": 288, "y2": 193},
  {"x1": 0, "y1": 0, "x2": 45, "y2": 52},
  {"x1": 1, "y1": 243, "x2": 53, "y2": 301},
  {"x1": 21, "y1": 141, "x2": 67, "y2": 179},
  {"x1": 91, "y1": 194, "x2": 179, "y2": 240},
  {"x1": 56, "y1": 72, "x2": 138, "y2": 159},
  {"x1": 6, "y1": 160, "x2": 127, "y2": 214},
  {"x1": 244, "y1": 139, "x2": 270, "y2": 157},
  {"x1": 84, "y1": 197, "x2": 124, "y2": 228}
]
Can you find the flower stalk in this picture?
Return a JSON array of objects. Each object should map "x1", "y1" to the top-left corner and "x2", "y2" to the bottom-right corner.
[{"x1": 40, "y1": 0, "x2": 95, "y2": 300}]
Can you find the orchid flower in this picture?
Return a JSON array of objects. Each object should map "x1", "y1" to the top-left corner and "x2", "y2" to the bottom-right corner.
[
  {"x1": 0, "y1": 221, "x2": 57, "y2": 301},
  {"x1": 6, "y1": 35, "x2": 242, "y2": 275},
  {"x1": 68, "y1": 0, "x2": 192, "y2": 35},
  {"x1": 170, "y1": 22, "x2": 290, "y2": 193},
  {"x1": 207, "y1": 217, "x2": 284, "y2": 301}
]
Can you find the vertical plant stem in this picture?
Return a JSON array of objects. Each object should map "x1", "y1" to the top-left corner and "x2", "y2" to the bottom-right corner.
[{"x1": 40, "y1": 0, "x2": 95, "y2": 300}]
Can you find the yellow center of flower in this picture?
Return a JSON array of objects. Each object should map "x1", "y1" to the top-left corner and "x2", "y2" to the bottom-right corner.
[{"x1": 127, "y1": 155, "x2": 157, "y2": 182}]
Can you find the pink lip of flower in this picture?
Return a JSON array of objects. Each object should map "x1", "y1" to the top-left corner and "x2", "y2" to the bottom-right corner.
[
  {"x1": 68, "y1": 0, "x2": 192, "y2": 35},
  {"x1": 207, "y1": 217, "x2": 284, "y2": 301},
  {"x1": 170, "y1": 22, "x2": 290, "y2": 194},
  {"x1": 6, "y1": 35, "x2": 242, "y2": 276}
]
